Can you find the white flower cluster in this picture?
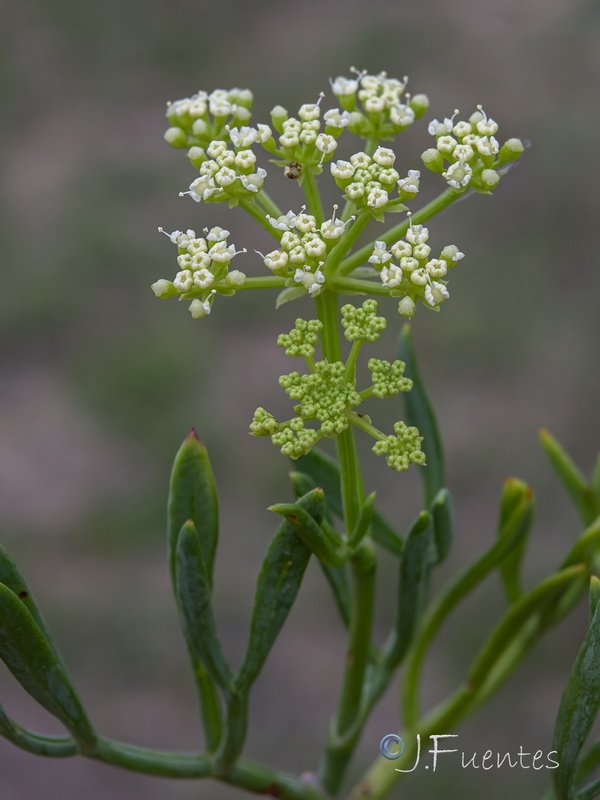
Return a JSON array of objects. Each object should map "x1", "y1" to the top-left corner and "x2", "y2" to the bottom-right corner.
[
  {"x1": 368, "y1": 224, "x2": 464, "y2": 317},
  {"x1": 330, "y1": 147, "x2": 420, "y2": 214},
  {"x1": 164, "y1": 88, "x2": 255, "y2": 148},
  {"x1": 422, "y1": 106, "x2": 525, "y2": 193},
  {"x1": 258, "y1": 207, "x2": 351, "y2": 297},
  {"x1": 269, "y1": 97, "x2": 349, "y2": 168},
  {"x1": 182, "y1": 134, "x2": 270, "y2": 204},
  {"x1": 152, "y1": 227, "x2": 246, "y2": 318},
  {"x1": 329, "y1": 69, "x2": 429, "y2": 140}
]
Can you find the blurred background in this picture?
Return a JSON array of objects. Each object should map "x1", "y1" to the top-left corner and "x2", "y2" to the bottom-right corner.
[{"x1": 1, "y1": 0, "x2": 600, "y2": 797}]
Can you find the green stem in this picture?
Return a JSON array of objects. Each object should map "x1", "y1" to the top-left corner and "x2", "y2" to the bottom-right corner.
[
  {"x1": 255, "y1": 189, "x2": 283, "y2": 219},
  {"x1": 239, "y1": 199, "x2": 281, "y2": 241},
  {"x1": 344, "y1": 340, "x2": 362, "y2": 382},
  {"x1": 303, "y1": 171, "x2": 325, "y2": 225},
  {"x1": 338, "y1": 187, "x2": 462, "y2": 276},
  {"x1": 194, "y1": 660, "x2": 222, "y2": 752},
  {"x1": 326, "y1": 213, "x2": 372, "y2": 277},
  {"x1": 215, "y1": 276, "x2": 286, "y2": 291},
  {"x1": 91, "y1": 737, "x2": 325, "y2": 798},
  {"x1": 346, "y1": 411, "x2": 386, "y2": 441},
  {"x1": 329, "y1": 277, "x2": 391, "y2": 297}
]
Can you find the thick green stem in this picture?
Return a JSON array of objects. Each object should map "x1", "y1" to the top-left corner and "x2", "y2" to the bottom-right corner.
[
  {"x1": 330, "y1": 277, "x2": 390, "y2": 297},
  {"x1": 338, "y1": 187, "x2": 462, "y2": 276},
  {"x1": 91, "y1": 737, "x2": 325, "y2": 798},
  {"x1": 326, "y1": 213, "x2": 372, "y2": 277},
  {"x1": 303, "y1": 171, "x2": 325, "y2": 225},
  {"x1": 239, "y1": 199, "x2": 281, "y2": 241}
]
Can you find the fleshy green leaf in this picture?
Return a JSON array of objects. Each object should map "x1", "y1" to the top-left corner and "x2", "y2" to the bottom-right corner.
[
  {"x1": 497, "y1": 479, "x2": 535, "y2": 603},
  {"x1": 552, "y1": 577, "x2": 600, "y2": 800},
  {"x1": 398, "y1": 324, "x2": 444, "y2": 507},
  {"x1": 236, "y1": 488, "x2": 324, "y2": 691},
  {"x1": 0, "y1": 705, "x2": 76, "y2": 757},
  {"x1": 431, "y1": 488, "x2": 453, "y2": 565},
  {"x1": 395, "y1": 511, "x2": 433, "y2": 662},
  {"x1": 175, "y1": 521, "x2": 233, "y2": 692},
  {"x1": 296, "y1": 448, "x2": 403, "y2": 554},
  {"x1": 0, "y1": 583, "x2": 95, "y2": 753},
  {"x1": 540, "y1": 430, "x2": 598, "y2": 526},
  {"x1": 168, "y1": 430, "x2": 219, "y2": 585},
  {"x1": 348, "y1": 493, "x2": 376, "y2": 549},
  {"x1": 269, "y1": 500, "x2": 348, "y2": 567}
]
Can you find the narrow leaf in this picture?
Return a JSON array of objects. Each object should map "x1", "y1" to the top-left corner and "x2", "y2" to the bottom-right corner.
[
  {"x1": 431, "y1": 489, "x2": 453, "y2": 565},
  {"x1": 552, "y1": 578, "x2": 600, "y2": 799},
  {"x1": 577, "y1": 777, "x2": 600, "y2": 800},
  {"x1": 296, "y1": 448, "x2": 403, "y2": 554},
  {"x1": 348, "y1": 493, "x2": 376, "y2": 549},
  {"x1": 168, "y1": 430, "x2": 219, "y2": 585},
  {"x1": 269, "y1": 501, "x2": 347, "y2": 566},
  {"x1": 540, "y1": 429, "x2": 598, "y2": 526},
  {"x1": 236, "y1": 489, "x2": 324, "y2": 690},
  {"x1": 497, "y1": 479, "x2": 535, "y2": 603},
  {"x1": 398, "y1": 324, "x2": 444, "y2": 506},
  {"x1": 175, "y1": 521, "x2": 233, "y2": 692},
  {"x1": 0, "y1": 583, "x2": 95, "y2": 752},
  {"x1": 395, "y1": 511, "x2": 432, "y2": 661},
  {"x1": 0, "y1": 704, "x2": 76, "y2": 757}
]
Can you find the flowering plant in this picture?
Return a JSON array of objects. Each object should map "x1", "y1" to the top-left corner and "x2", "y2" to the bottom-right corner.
[{"x1": 1, "y1": 69, "x2": 600, "y2": 800}]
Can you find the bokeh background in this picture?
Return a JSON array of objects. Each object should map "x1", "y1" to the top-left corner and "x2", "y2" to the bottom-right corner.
[{"x1": 2, "y1": 0, "x2": 600, "y2": 797}]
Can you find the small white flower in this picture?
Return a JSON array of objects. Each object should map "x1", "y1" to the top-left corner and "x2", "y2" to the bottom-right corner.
[
  {"x1": 189, "y1": 291, "x2": 216, "y2": 319},
  {"x1": 151, "y1": 279, "x2": 172, "y2": 297},
  {"x1": 209, "y1": 241, "x2": 236, "y2": 263},
  {"x1": 206, "y1": 227, "x2": 230, "y2": 242},
  {"x1": 216, "y1": 150, "x2": 235, "y2": 168},
  {"x1": 234, "y1": 149, "x2": 257, "y2": 170},
  {"x1": 425, "y1": 281, "x2": 449, "y2": 306},
  {"x1": 177, "y1": 254, "x2": 192, "y2": 269},
  {"x1": 389, "y1": 104, "x2": 415, "y2": 127},
  {"x1": 330, "y1": 160, "x2": 354, "y2": 180},
  {"x1": 476, "y1": 136, "x2": 499, "y2": 157},
  {"x1": 367, "y1": 186, "x2": 389, "y2": 208},
  {"x1": 426, "y1": 259, "x2": 447, "y2": 279},
  {"x1": 380, "y1": 264, "x2": 404, "y2": 288},
  {"x1": 412, "y1": 243, "x2": 431, "y2": 260},
  {"x1": 398, "y1": 296, "x2": 416, "y2": 317},
  {"x1": 298, "y1": 103, "x2": 321, "y2": 121},
  {"x1": 476, "y1": 117, "x2": 499, "y2": 136},
  {"x1": 406, "y1": 224, "x2": 429, "y2": 245},
  {"x1": 215, "y1": 167, "x2": 237, "y2": 187},
  {"x1": 263, "y1": 249, "x2": 289, "y2": 271},
  {"x1": 365, "y1": 96, "x2": 385, "y2": 114},
  {"x1": 427, "y1": 118, "x2": 452, "y2": 136},
  {"x1": 391, "y1": 239, "x2": 412, "y2": 260},
  {"x1": 200, "y1": 159, "x2": 219, "y2": 177},
  {"x1": 320, "y1": 218, "x2": 344, "y2": 240},
  {"x1": 256, "y1": 124, "x2": 272, "y2": 142},
  {"x1": 299, "y1": 128, "x2": 317, "y2": 145},
  {"x1": 443, "y1": 161, "x2": 473, "y2": 189},
  {"x1": 294, "y1": 266, "x2": 325, "y2": 296},
  {"x1": 330, "y1": 76, "x2": 359, "y2": 96},
  {"x1": 324, "y1": 108, "x2": 351, "y2": 128},
  {"x1": 400, "y1": 256, "x2": 419, "y2": 274},
  {"x1": 437, "y1": 135, "x2": 458, "y2": 154},
  {"x1": 295, "y1": 213, "x2": 317, "y2": 233},
  {"x1": 226, "y1": 270, "x2": 246, "y2": 288},
  {"x1": 373, "y1": 147, "x2": 396, "y2": 167},
  {"x1": 209, "y1": 98, "x2": 232, "y2": 117},
  {"x1": 453, "y1": 121, "x2": 472, "y2": 139},
  {"x1": 240, "y1": 168, "x2": 266, "y2": 193},
  {"x1": 191, "y1": 253, "x2": 211, "y2": 270},
  {"x1": 398, "y1": 170, "x2": 421, "y2": 194},
  {"x1": 369, "y1": 241, "x2": 392, "y2": 266},
  {"x1": 441, "y1": 245, "x2": 465, "y2": 262},
  {"x1": 350, "y1": 152, "x2": 372, "y2": 169},
  {"x1": 303, "y1": 234, "x2": 327, "y2": 258},
  {"x1": 315, "y1": 133, "x2": 337, "y2": 154},
  {"x1": 193, "y1": 268, "x2": 214, "y2": 289},
  {"x1": 345, "y1": 182, "x2": 365, "y2": 200},
  {"x1": 192, "y1": 119, "x2": 208, "y2": 137},
  {"x1": 228, "y1": 126, "x2": 257, "y2": 148},
  {"x1": 267, "y1": 210, "x2": 298, "y2": 231},
  {"x1": 452, "y1": 144, "x2": 475, "y2": 162},
  {"x1": 174, "y1": 270, "x2": 194, "y2": 292},
  {"x1": 206, "y1": 140, "x2": 228, "y2": 159},
  {"x1": 410, "y1": 268, "x2": 428, "y2": 287},
  {"x1": 289, "y1": 245, "x2": 307, "y2": 265}
]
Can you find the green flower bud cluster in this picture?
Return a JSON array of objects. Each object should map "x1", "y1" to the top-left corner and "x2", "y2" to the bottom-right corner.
[
  {"x1": 268, "y1": 97, "x2": 348, "y2": 172},
  {"x1": 330, "y1": 69, "x2": 429, "y2": 141},
  {"x1": 422, "y1": 107, "x2": 525, "y2": 193},
  {"x1": 152, "y1": 227, "x2": 246, "y2": 318},
  {"x1": 280, "y1": 361, "x2": 362, "y2": 437},
  {"x1": 367, "y1": 358, "x2": 413, "y2": 397},
  {"x1": 250, "y1": 304, "x2": 424, "y2": 472},
  {"x1": 372, "y1": 421, "x2": 426, "y2": 472},
  {"x1": 260, "y1": 206, "x2": 352, "y2": 297},
  {"x1": 164, "y1": 87, "x2": 255, "y2": 148},
  {"x1": 368, "y1": 225, "x2": 464, "y2": 317},
  {"x1": 331, "y1": 148, "x2": 419, "y2": 217},
  {"x1": 277, "y1": 319, "x2": 323, "y2": 358},
  {"x1": 341, "y1": 299, "x2": 386, "y2": 342}
]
